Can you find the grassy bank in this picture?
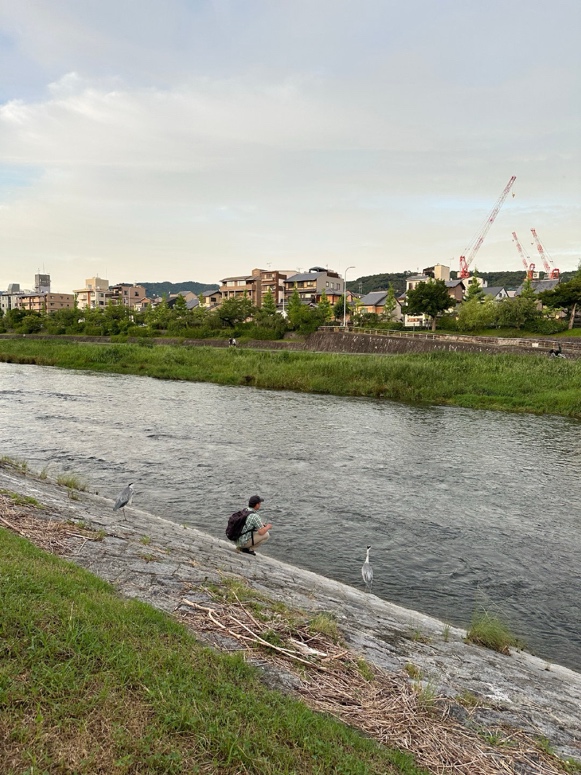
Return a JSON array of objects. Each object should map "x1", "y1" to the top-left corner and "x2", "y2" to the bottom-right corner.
[
  {"x1": 0, "y1": 527, "x2": 426, "y2": 775},
  {"x1": 0, "y1": 338, "x2": 580, "y2": 417}
]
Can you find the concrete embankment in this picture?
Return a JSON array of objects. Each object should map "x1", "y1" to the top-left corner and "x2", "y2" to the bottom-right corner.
[
  {"x1": 2, "y1": 329, "x2": 580, "y2": 358},
  {"x1": 1, "y1": 467, "x2": 580, "y2": 769}
]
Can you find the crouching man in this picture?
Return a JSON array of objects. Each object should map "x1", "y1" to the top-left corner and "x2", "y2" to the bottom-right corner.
[{"x1": 236, "y1": 495, "x2": 272, "y2": 556}]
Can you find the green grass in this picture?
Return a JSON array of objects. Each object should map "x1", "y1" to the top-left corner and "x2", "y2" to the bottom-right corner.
[
  {"x1": 466, "y1": 610, "x2": 522, "y2": 655},
  {"x1": 0, "y1": 527, "x2": 428, "y2": 775},
  {"x1": 0, "y1": 489, "x2": 42, "y2": 508},
  {"x1": 0, "y1": 338, "x2": 580, "y2": 417},
  {"x1": 55, "y1": 473, "x2": 87, "y2": 491}
]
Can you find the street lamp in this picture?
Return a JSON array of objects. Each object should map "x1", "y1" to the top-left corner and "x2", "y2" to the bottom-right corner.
[{"x1": 343, "y1": 266, "x2": 355, "y2": 328}]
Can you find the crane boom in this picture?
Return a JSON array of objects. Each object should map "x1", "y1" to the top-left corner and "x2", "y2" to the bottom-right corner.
[
  {"x1": 512, "y1": 231, "x2": 535, "y2": 280},
  {"x1": 531, "y1": 228, "x2": 560, "y2": 279},
  {"x1": 459, "y1": 176, "x2": 516, "y2": 278}
]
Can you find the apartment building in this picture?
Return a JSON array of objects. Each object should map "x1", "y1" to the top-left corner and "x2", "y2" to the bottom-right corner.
[
  {"x1": 74, "y1": 277, "x2": 110, "y2": 310},
  {"x1": 218, "y1": 268, "x2": 294, "y2": 307},
  {"x1": 16, "y1": 292, "x2": 74, "y2": 313},
  {"x1": 74, "y1": 278, "x2": 146, "y2": 310},
  {"x1": 283, "y1": 267, "x2": 344, "y2": 304},
  {"x1": 109, "y1": 283, "x2": 147, "y2": 308}
]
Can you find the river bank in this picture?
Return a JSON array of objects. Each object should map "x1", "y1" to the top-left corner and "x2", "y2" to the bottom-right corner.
[
  {"x1": 0, "y1": 337, "x2": 580, "y2": 417},
  {"x1": 1, "y1": 465, "x2": 579, "y2": 774}
]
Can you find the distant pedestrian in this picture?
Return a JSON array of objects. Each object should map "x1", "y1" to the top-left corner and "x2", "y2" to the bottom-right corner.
[{"x1": 236, "y1": 495, "x2": 272, "y2": 556}]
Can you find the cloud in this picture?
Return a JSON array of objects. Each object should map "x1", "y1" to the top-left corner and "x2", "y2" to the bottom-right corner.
[{"x1": 0, "y1": 1, "x2": 580, "y2": 290}]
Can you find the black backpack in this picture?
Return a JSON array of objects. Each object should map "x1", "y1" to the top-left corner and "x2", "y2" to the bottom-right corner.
[{"x1": 225, "y1": 508, "x2": 251, "y2": 541}]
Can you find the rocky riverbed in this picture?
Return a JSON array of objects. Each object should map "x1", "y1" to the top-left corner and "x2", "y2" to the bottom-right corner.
[{"x1": 1, "y1": 465, "x2": 580, "y2": 774}]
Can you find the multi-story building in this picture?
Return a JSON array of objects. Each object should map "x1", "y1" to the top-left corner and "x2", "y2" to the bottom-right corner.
[
  {"x1": 74, "y1": 278, "x2": 146, "y2": 310},
  {"x1": 74, "y1": 277, "x2": 111, "y2": 310},
  {"x1": 218, "y1": 268, "x2": 295, "y2": 307},
  {"x1": 16, "y1": 292, "x2": 74, "y2": 313},
  {"x1": 283, "y1": 267, "x2": 344, "y2": 304},
  {"x1": 109, "y1": 283, "x2": 147, "y2": 308}
]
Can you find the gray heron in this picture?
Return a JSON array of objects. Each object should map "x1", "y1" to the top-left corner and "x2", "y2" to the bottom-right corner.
[
  {"x1": 113, "y1": 483, "x2": 134, "y2": 518},
  {"x1": 361, "y1": 545, "x2": 373, "y2": 592}
]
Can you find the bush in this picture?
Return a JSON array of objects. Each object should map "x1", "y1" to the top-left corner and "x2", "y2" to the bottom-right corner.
[{"x1": 524, "y1": 317, "x2": 568, "y2": 335}]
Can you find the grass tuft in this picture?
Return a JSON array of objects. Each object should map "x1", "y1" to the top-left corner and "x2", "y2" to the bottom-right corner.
[{"x1": 466, "y1": 610, "x2": 522, "y2": 655}]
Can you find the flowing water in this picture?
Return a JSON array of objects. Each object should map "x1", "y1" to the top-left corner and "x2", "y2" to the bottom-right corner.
[{"x1": 1, "y1": 362, "x2": 580, "y2": 671}]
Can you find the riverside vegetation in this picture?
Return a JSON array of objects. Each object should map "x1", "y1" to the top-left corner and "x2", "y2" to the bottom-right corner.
[
  {"x1": 0, "y1": 338, "x2": 580, "y2": 417},
  {"x1": 0, "y1": 527, "x2": 428, "y2": 775}
]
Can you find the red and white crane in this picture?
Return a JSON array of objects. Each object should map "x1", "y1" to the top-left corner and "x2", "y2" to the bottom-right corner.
[
  {"x1": 530, "y1": 228, "x2": 560, "y2": 279},
  {"x1": 458, "y1": 176, "x2": 517, "y2": 278},
  {"x1": 512, "y1": 231, "x2": 536, "y2": 280}
]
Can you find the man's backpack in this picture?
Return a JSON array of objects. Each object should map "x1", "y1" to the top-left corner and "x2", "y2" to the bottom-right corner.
[{"x1": 225, "y1": 508, "x2": 251, "y2": 541}]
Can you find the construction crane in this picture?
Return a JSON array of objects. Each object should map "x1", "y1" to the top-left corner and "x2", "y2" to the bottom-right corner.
[
  {"x1": 458, "y1": 176, "x2": 517, "y2": 278},
  {"x1": 531, "y1": 228, "x2": 560, "y2": 279},
  {"x1": 512, "y1": 231, "x2": 536, "y2": 280}
]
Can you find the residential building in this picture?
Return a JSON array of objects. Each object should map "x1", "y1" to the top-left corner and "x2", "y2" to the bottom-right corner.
[
  {"x1": 74, "y1": 277, "x2": 110, "y2": 310},
  {"x1": 403, "y1": 265, "x2": 461, "y2": 327},
  {"x1": 359, "y1": 290, "x2": 402, "y2": 320},
  {"x1": 444, "y1": 279, "x2": 466, "y2": 304},
  {"x1": 219, "y1": 274, "x2": 254, "y2": 301},
  {"x1": 74, "y1": 278, "x2": 147, "y2": 310},
  {"x1": 481, "y1": 286, "x2": 509, "y2": 301},
  {"x1": 283, "y1": 267, "x2": 344, "y2": 304},
  {"x1": 109, "y1": 283, "x2": 147, "y2": 308},
  {"x1": 16, "y1": 292, "x2": 74, "y2": 313},
  {"x1": 515, "y1": 278, "x2": 560, "y2": 296},
  {"x1": 200, "y1": 288, "x2": 222, "y2": 309}
]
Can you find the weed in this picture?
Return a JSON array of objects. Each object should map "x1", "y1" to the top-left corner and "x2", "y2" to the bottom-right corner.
[
  {"x1": 456, "y1": 690, "x2": 480, "y2": 708},
  {"x1": 139, "y1": 553, "x2": 158, "y2": 562},
  {"x1": 404, "y1": 663, "x2": 422, "y2": 680},
  {"x1": 38, "y1": 463, "x2": 51, "y2": 480},
  {"x1": 140, "y1": 535, "x2": 152, "y2": 545},
  {"x1": 466, "y1": 609, "x2": 522, "y2": 655},
  {"x1": 407, "y1": 627, "x2": 430, "y2": 644},
  {"x1": 0, "y1": 489, "x2": 42, "y2": 508},
  {"x1": 564, "y1": 758, "x2": 581, "y2": 773},
  {"x1": 56, "y1": 473, "x2": 87, "y2": 491},
  {"x1": 442, "y1": 624, "x2": 450, "y2": 642},
  {"x1": 413, "y1": 681, "x2": 437, "y2": 711},
  {"x1": 0, "y1": 455, "x2": 28, "y2": 474},
  {"x1": 480, "y1": 730, "x2": 510, "y2": 747},
  {"x1": 535, "y1": 736, "x2": 554, "y2": 756},
  {"x1": 356, "y1": 658, "x2": 375, "y2": 682},
  {"x1": 308, "y1": 612, "x2": 341, "y2": 642}
]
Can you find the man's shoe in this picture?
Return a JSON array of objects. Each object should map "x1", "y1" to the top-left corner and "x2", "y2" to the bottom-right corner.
[{"x1": 240, "y1": 547, "x2": 256, "y2": 556}]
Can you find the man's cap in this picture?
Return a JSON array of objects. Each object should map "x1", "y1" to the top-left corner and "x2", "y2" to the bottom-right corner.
[{"x1": 248, "y1": 495, "x2": 264, "y2": 507}]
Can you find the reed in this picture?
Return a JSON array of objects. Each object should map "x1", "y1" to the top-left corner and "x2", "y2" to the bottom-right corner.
[{"x1": 0, "y1": 339, "x2": 579, "y2": 417}]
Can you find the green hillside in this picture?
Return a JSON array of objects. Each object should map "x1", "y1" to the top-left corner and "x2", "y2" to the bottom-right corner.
[
  {"x1": 137, "y1": 280, "x2": 219, "y2": 298},
  {"x1": 348, "y1": 270, "x2": 577, "y2": 296}
]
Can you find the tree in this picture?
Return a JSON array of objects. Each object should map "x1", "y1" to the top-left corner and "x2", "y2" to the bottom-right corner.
[
  {"x1": 403, "y1": 280, "x2": 455, "y2": 331},
  {"x1": 381, "y1": 286, "x2": 398, "y2": 321},
  {"x1": 495, "y1": 284, "x2": 540, "y2": 330},
  {"x1": 217, "y1": 295, "x2": 254, "y2": 328},
  {"x1": 287, "y1": 286, "x2": 303, "y2": 330},
  {"x1": 465, "y1": 275, "x2": 485, "y2": 302},
  {"x1": 261, "y1": 288, "x2": 277, "y2": 317},
  {"x1": 456, "y1": 297, "x2": 497, "y2": 332},
  {"x1": 317, "y1": 291, "x2": 332, "y2": 324},
  {"x1": 539, "y1": 272, "x2": 581, "y2": 329}
]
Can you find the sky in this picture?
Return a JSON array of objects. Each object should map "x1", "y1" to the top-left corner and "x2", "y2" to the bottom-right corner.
[{"x1": 0, "y1": 0, "x2": 579, "y2": 292}]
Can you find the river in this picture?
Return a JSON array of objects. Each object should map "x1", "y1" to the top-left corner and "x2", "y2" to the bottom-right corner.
[{"x1": 1, "y1": 362, "x2": 580, "y2": 671}]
